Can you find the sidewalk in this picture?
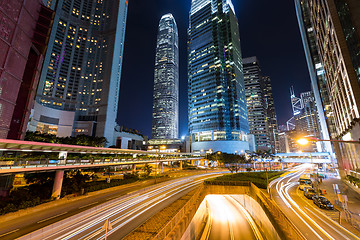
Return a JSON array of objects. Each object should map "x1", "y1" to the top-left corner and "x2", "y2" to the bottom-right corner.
[{"x1": 319, "y1": 173, "x2": 360, "y2": 215}]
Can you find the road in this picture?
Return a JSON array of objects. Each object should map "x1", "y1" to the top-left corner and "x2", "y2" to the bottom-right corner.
[
  {"x1": 201, "y1": 195, "x2": 263, "y2": 240},
  {"x1": 12, "y1": 172, "x2": 222, "y2": 240},
  {"x1": 270, "y1": 164, "x2": 360, "y2": 240}
]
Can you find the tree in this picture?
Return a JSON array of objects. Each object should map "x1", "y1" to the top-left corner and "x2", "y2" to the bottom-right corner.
[{"x1": 143, "y1": 164, "x2": 153, "y2": 177}]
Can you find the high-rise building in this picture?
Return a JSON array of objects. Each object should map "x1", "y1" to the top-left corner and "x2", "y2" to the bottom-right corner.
[
  {"x1": 27, "y1": 0, "x2": 129, "y2": 146},
  {"x1": 243, "y1": 57, "x2": 270, "y2": 151},
  {"x1": 295, "y1": 91, "x2": 320, "y2": 137},
  {"x1": 243, "y1": 57, "x2": 279, "y2": 153},
  {"x1": 152, "y1": 14, "x2": 179, "y2": 139},
  {"x1": 295, "y1": 0, "x2": 360, "y2": 173},
  {"x1": 263, "y1": 76, "x2": 280, "y2": 152},
  {"x1": 295, "y1": 0, "x2": 336, "y2": 155},
  {"x1": 290, "y1": 89, "x2": 321, "y2": 152},
  {"x1": 188, "y1": 0, "x2": 249, "y2": 153},
  {"x1": 0, "y1": 0, "x2": 53, "y2": 140}
]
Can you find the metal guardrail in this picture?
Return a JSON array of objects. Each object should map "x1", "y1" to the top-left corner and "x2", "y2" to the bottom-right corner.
[{"x1": 0, "y1": 158, "x2": 201, "y2": 173}]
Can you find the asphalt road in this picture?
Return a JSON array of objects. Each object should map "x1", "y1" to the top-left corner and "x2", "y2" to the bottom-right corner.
[
  {"x1": 10, "y1": 172, "x2": 222, "y2": 240},
  {"x1": 204, "y1": 195, "x2": 262, "y2": 240},
  {"x1": 270, "y1": 164, "x2": 360, "y2": 240}
]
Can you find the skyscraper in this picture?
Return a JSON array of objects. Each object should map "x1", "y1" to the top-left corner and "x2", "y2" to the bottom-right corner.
[
  {"x1": 0, "y1": 0, "x2": 53, "y2": 140},
  {"x1": 243, "y1": 57, "x2": 270, "y2": 151},
  {"x1": 295, "y1": 0, "x2": 336, "y2": 155},
  {"x1": 263, "y1": 76, "x2": 280, "y2": 153},
  {"x1": 295, "y1": 0, "x2": 360, "y2": 173},
  {"x1": 243, "y1": 57, "x2": 279, "y2": 153},
  {"x1": 152, "y1": 14, "x2": 179, "y2": 139},
  {"x1": 188, "y1": 0, "x2": 249, "y2": 153},
  {"x1": 27, "y1": 0, "x2": 129, "y2": 146}
]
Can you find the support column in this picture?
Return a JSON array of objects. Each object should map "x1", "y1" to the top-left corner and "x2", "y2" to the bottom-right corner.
[
  {"x1": 180, "y1": 161, "x2": 183, "y2": 170},
  {"x1": 52, "y1": 170, "x2": 64, "y2": 200},
  {"x1": 132, "y1": 164, "x2": 136, "y2": 172},
  {"x1": 204, "y1": 160, "x2": 208, "y2": 167},
  {"x1": 159, "y1": 162, "x2": 163, "y2": 173}
]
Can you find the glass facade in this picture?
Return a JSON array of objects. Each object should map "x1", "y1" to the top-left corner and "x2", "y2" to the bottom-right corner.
[
  {"x1": 152, "y1": 14, "x2": 179, "y2": 139},
  {"x1": 243, "y1": 57, "x2": 270, "y2": 151},
  {"x1": 296, "y1": 0, "x2": 360, "y2": 171},
  {"x1": 295, "y1": 0, "x2": 337, "y2": 153},
  {"x1": 31, "y1": 0, "x2": 128, "y2": 144},
  {"x1": 188, "y1": 0, "x2": 249, "y2": 145}
]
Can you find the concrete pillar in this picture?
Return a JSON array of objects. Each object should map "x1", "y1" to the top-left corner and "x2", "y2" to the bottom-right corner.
[
  {"x1": 180, "y1": 161, "x2": 183, "y2": 170},
  {"x1": 132, "y1": 164, "x2": 136, "y2": 172},
  {"x1": 159, "y1": 162, "x2": 163, "y2": 173},
  {"x1": 204, "y1": 160, "x2": 208, "y2": 167},
  {"x1": 52, "y1": 170, "x2": 64, "y2": 200}
]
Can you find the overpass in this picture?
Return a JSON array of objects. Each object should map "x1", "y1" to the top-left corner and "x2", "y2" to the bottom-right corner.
[
  {"x1": 274, "y1": 152, "x2": 332, "y2": 163},
  {"x1": 0, "y1": 139, "x2": 202, "y2": 198}
]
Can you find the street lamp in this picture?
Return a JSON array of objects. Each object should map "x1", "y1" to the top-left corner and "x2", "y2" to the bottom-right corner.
[{"x1": 297, "y1": 138, "x2": 319, "y2": 195}]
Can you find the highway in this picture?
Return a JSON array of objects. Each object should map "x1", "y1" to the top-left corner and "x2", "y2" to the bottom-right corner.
[
  {"x1": 14, "y1": 172, "x2": 222, "y2": 240},
  {"x1": 202, "y1": 195, "x2": 263, "y2": 240},
  {"x1": 270, "y1": 164, "x2": 360, "y2": 240}
]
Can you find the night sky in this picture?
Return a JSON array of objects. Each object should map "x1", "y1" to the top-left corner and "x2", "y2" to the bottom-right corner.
[{"x1": 117, "y1": 0, "x2": 311, "y2": 138}]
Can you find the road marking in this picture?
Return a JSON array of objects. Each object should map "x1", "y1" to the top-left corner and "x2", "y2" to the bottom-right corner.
[
  {"x1": 0, "y1": 229, "x2": 19, "y2": 238},
  {"x1": 37, "y1": 212, "x2": 68, "y2": 224},
  {"x1": 79, "y1": 202, "x2": 98, "y2": 209}
]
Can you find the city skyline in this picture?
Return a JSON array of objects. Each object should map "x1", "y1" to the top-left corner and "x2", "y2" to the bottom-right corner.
[{"x1": 118, "y1": 0, "x2": 311, "y2": 138}]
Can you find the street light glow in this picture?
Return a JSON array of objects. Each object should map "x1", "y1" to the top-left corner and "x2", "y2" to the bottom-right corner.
[{"x1": 297, "y1": 138, "x2": 309, "y2": 146}]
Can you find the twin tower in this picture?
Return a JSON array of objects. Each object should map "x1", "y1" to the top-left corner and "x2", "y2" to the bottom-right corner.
[{"x1": 152, "y1": 0, "x2": 250, "y2": 153}]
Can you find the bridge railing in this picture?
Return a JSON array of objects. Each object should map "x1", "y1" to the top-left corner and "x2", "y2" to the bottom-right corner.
[{"x1": 0, "y1": 157, "x2": 200, "y2": 170}]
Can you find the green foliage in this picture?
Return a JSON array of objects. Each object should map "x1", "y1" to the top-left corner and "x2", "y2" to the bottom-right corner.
[
  {"x1": 62, "y1": 170, "x2": 90, "y2": 196},
  {"x1": 143, "y1": 164, "x2": 153, "y2": 177},
  {"x1": 25, "y1": 131, "x2": 108, "y2": 147},
  {"x1": 347, "y1": 175, "x2": 360, "y2": 187},
  {"x1": 208, "y1": 171, "x2": 285, "y2": 189},
  {"x1": 123, "y1": 172, "x2": 139, "y2": 180},
  {"x1": 25, "y1": 172, "x2": 55, "y2": 185},
  {"x1": 207, "y1": 153, "x2": 249, "y2": 164}
]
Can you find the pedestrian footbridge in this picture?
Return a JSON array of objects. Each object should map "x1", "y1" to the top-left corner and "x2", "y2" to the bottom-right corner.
[{"x1": 274, "y1": 152, "x2": 332, "y2": 164}]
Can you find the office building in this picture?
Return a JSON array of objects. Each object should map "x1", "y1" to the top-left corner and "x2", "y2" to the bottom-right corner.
[
  {"x1": 152, "y1": 14, "x2": 179, "y2": 139},
  {"x1": 243, "y1": 57, "x2": 270, "y2": 151},
  {"x1": 243, "y1": 57, "x2": 279, "y2": 152},
  {"x1": 0, "y1": 1, "x2": 53, "y2": 140},
  {"x1": 291, "y1": 89, "x2": 321, "y2": 152},
  {"x1": 27, "y1": 0, "x2": 129, "y2": 146},
  {"x1": 188, "y1": 0, "x2": 249, "y2": 153},
  {"x1": 263, "y1": 76, "x2": 280, "y2": 152},
  {"x1": 295, "y1": 0, "x2": 336, "y2": 155},
  {"x1": 295, "y1": 0, "x2": 360, "y2": 173}
]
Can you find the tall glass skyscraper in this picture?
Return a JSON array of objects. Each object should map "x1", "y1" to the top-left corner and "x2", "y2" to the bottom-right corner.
[
  {"x1": 188, "y1": 0, "x2": 249, "y2": 153},
  {"x1": 27, "y1": 0, "x2": 128, "y2": 146},
  {"x1": 152, "y1": 14, "x2": 179, "y2": 139}
]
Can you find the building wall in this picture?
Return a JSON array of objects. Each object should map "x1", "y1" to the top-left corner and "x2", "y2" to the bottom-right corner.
[
  {"x1": 152, "y1": 14, "x2": 179, "y2": 139},
  {"x1": 188, "y1": 0, "x2": 249, "y2": 153},
  {"x1": 28, "y1": 101, "x2": 75, "y2": 137},
  {"x1": 295, "y1": 0, "x2": 337, "y2": 156},
  {"x1": 0, "y1": 0, "x2": 52, "y2": 139},
  {"x1": 306, "y1": 0, "x2": 360, "y2": 171},
  {"x1": 32, "y1": 0, "x2": 128, "y2": 146}
]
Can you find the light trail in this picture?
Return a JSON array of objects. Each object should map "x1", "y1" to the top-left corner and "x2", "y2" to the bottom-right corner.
[
  {"x1": 18, "y1": 172, "x2": 222, "y2": 240},
  {"x1": 273, "y1": 165, "x2": 360, "y2": 240}
]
